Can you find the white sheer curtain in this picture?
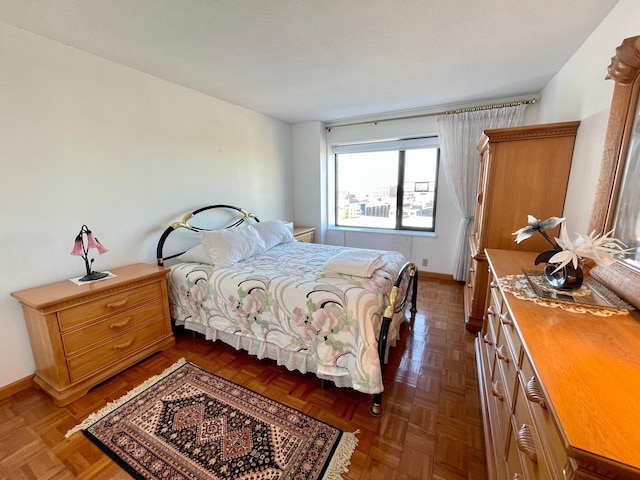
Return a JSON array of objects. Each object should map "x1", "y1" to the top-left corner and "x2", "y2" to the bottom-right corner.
[{"x1": 436, "y1": 105, "x2": 527, "y2": 281}]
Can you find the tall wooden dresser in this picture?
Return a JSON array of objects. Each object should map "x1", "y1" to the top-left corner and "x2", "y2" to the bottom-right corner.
[
  {"x1": 464, "y1": 121, "x2": 579, "y2": 331},
  {"x1": 477, "y1": 249, "x2": 640, "y2": 479}
]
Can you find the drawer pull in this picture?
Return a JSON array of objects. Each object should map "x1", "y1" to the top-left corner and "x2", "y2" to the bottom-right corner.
[
  {"x1": 516, "y1": 424, "x2": 538, "y2": 463},
  {"x1": 106, "y1": 298, "x2": 129, "y2": 308},
  {"x1": 490, "y1": 280, "x2": 498, "y2": 288},
  {"x1": 525, "y1": 376, "x2": 547, "y2": 409},
  {"x1": 491, "y1": 380, "x2": 504, "y2": 401},
  {"x1": 487, "y1": 306, "x2": 496, "y2": 315},
  {"x1": 112, "y1": 338, "x2": 134, "y2": 350},
  {"x1": 110, "y1": 317, "x2": 132, "y2": 329},
  {"x1": 500, "y1": 312, "x2": 513, "y2": 325},
  {"x1": 513, "y1": 474, "x2": 523, "y2": 480},
  {"x1": 496, "y1": 345, "x2": 509, "y2": 362},
  {"x1": 483, "y1": 333, "x2": 492, "y2": 345}
]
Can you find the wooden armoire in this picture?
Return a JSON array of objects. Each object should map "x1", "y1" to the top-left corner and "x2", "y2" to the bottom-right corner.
[{"x1": 464, "y1": 121, "x2": 580, "y2": 331}]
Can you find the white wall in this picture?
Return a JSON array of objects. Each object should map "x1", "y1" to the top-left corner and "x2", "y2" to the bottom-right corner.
[
  {"x1": 291, "y1": 122, "x2": 327, "y2": 243},
  {"x1": 536, "y1": 0, "x2": 640, "y2": 236},
  {"x1": 0, "y1": 22, "x2": 293, "y2": 388}
]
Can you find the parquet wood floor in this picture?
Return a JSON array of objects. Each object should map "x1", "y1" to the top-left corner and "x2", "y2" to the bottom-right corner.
[{"x1": 0, "y1": 277, "x2": 488, "y2": 479}]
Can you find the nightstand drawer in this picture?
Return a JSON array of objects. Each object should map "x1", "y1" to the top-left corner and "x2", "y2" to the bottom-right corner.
[
  {"x1": 62, "y1": 300, "x2": 164, "y2": 356},
  {"x1": 293, "y1": 227, "x2": 315, "y2": 243},
  {"x1": 58, "y1": 282, "x2": 161, "y2": 331},
  {"x1": 67, "y1": 320, "x2": 168, "y2": 382},
  {"x1": 296, "y1": 231, "x2": 314, "y2": 242}
]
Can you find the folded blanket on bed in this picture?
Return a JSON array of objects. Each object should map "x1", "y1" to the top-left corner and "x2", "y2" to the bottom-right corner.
[{"x1": 323, "y1": 249, "x2": 385, "y2": 277}]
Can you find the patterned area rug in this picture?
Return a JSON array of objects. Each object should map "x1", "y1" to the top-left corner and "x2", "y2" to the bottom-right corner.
[{"x1": 66, "y1": 359, "x2": 358, "y2": 479}]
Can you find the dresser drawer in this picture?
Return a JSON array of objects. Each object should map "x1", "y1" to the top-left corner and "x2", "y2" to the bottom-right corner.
[
  {"x1": 489, "y1": 372, "x2": 512, "y2": 446},
  {"x1": 67, "y1": 320, "x2": 168, "y2": 382},
  {"x1": 520, "y1": 354, "x2": 567, "y2": 475},
  {"x1": 491, "y1": 281, "x2": 522, "y2": 368},
  {"x1": 512, "y1": 378, "x2": 553, "y2": 480},
  {"x1": 483, "y1": 305, "x2": 499, "y2": 377},
  {"x1": 487, "y1": 301, "x2": 501, "y2": 347},
  {"x1": 494, "y1": 335, "x2": 518, "y2": 408},
  {"x1": 489, "y1": 278, "x2": 504, "y2": 313},
  {"x1": 62, "y1": 300, "x2": 164, "y2": 356},
  {"x1": 505, "y1": 423, "x2": 526, "y2": 480},
  {"x1": 468, "y1": 256, "x2": 479, "y2": 290},
  {"x1": 498, "y1": 308, "x2": 523, "y2": 370},
  {"x1": 58, "y1": 282, "x2": 162, "y2": 331},
  {"x1": 480, "y1": 332, "x2": 496, "y2": 379}
]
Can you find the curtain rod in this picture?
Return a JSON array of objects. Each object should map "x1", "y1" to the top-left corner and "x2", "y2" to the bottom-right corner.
[{"x1": 325, "y1": 98, "x2": 537, "y2": 131}]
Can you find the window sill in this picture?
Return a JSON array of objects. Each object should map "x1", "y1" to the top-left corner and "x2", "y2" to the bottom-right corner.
[{"x1": 327, "y1": 225, "x2": 437, "y2": 238}]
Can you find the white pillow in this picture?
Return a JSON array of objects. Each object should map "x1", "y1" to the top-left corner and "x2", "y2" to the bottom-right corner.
[
  {"x1": 176, "y1": 244, "x2": 212, "y2": 264},
  {"x1": 198, "y1": 226, "x2": 266, "y2": 267},
  {"x1": 252, "y1": 220, "x2": 295, "y2": 250}
]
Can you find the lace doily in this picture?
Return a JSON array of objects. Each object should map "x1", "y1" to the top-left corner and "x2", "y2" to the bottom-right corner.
[{"x1": 499, "y1": 274, "x2": 631, "y2": 317}]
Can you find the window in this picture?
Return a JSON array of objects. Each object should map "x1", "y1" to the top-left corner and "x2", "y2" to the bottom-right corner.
[{"x1": 334, "y1": 137, "x2": 440, "y2": 232}]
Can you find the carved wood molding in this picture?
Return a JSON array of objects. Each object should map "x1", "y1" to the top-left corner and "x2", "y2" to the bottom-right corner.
[
  {"x1": 587, "y1": 35, "x2": 640, "y2": 309},
  {"x1": 606, "y1": 36, "x2": 640, "y2": 85},
  {"x1": 480, "y1": 121, "x2": 580, "y2": 144},
  {"x1": 588, "y1": 36, "x2": 640, "y2": 233},
  {"x1": 589, "y1": 263, "x2": 640, "y2": 310}
]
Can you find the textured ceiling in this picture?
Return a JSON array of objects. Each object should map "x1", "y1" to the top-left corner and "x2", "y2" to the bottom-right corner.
[{"x1": 0, "y1": 0, "x2": 619, "y2": 124}]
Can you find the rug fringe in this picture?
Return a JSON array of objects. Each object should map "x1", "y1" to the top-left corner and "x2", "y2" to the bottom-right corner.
[
  {"x1": 64, "y1": 358, "x2": 187, "y2": 438},
  {"x1": 322, "y1": 429, "x2": 359, "y2": 480}
]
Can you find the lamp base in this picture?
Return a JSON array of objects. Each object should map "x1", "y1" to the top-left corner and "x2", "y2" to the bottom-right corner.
[{"x1": 78, "y1": 271, "x2": 109, "y2": 282}]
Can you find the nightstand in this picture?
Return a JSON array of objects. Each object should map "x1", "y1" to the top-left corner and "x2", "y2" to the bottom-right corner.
[
  {"x1": 11, "y1": 263, "x2": 175, "y2": 406},
  {"x1": 293, "y1": 226, "x2": 315, "y2": 243}
]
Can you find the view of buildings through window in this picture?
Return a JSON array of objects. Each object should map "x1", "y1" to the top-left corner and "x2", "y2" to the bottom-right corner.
[{"x1": 335, "y1": 146, "x2": 439, "y2": 231}]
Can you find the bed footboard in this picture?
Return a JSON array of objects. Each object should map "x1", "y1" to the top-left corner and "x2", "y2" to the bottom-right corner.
[{"x1": 370, "y1": 261, "x2": 418, "y2": 416}]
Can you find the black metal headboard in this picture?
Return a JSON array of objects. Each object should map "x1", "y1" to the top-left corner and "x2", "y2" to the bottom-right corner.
[{"x1": 156, "y1": 204, "x2": 260, "y2": 266}]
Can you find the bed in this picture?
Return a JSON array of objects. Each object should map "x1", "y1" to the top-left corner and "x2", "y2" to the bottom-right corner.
[{"x1": 156, "y1": 205, "x2": 417, "y2": 415}]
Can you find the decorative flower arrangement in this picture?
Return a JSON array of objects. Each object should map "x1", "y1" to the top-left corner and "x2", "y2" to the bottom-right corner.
[{"x1": 513, "y1": 215, "x2": 629, "y2": 272}]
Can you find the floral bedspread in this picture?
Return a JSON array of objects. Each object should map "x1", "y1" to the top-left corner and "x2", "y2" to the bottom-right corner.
[{"x1": 167, "y1": 241, "x2": 407, "y2": 394}]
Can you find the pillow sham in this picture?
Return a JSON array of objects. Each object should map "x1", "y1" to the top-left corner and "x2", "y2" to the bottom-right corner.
[
  {"x1": 176, "y1": 244, "x2": 212, "y2": 264},
  {"x1": 198, "y1": 225, "x2": 266, "y2": 267},
  {"x1": 252, "y1": 220, "x2": 295, "y2": 250}
]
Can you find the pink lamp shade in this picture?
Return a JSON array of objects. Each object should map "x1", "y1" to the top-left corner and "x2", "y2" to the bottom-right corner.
[
  {"x1": 70, "y1": 224, "x2": 109, "y2": 282},
  {"x1": 70, "y1": 236, "x2": 84, "y2": 256},
  {"x1": 86, "y1": 232, "x2": 109, "y2": 254}
]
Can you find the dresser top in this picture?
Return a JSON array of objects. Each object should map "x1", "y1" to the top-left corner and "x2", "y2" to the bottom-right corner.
[
  {"x1": 486, "y1": 249, "x2": 640, "y2": 471},
  {"x1": 11, "y1": 263, "x2": 169, "y2": 310}
]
